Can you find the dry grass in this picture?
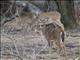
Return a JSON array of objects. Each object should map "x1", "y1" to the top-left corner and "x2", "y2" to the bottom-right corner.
[{"x1": 1, "y1": 15, "x2": 80, "y2": 60}]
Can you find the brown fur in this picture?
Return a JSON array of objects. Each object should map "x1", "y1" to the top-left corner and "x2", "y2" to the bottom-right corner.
[{"x1": 38, "y1": 11, "x2": 65, "y2": 52}]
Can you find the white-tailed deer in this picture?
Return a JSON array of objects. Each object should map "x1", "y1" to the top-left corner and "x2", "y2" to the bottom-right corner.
[{"x1": 37, "y1": 11, "x2": 65, "y2": 53}]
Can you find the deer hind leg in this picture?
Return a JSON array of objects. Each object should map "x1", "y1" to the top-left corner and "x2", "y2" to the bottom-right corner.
[
  {"x1": 60, "y1": 31, "x2": 66, "y2": 56},
  {"x1": 48, "y1": 39, "x2": 58, "y2": 54},
  {"x1": 55, "y1": 39, "x2": 64, "y2": 54},
  {"x1": 55, "y1": 39, "x2": 66, "y2": 57}
]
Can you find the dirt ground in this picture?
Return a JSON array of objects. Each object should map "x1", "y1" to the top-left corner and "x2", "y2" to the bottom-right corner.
[{"x1": 1, "y1": 16, "x2": 80, "y2": 60}]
